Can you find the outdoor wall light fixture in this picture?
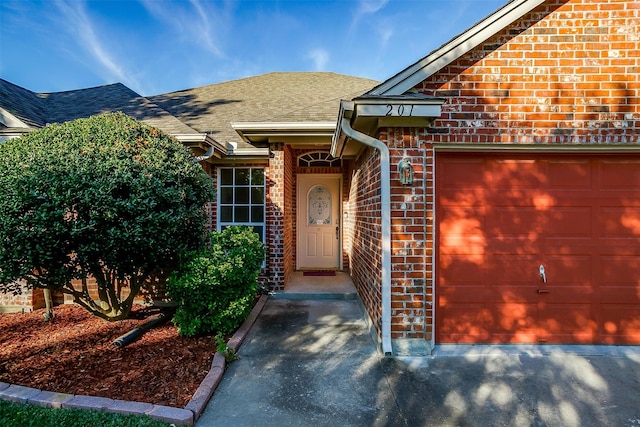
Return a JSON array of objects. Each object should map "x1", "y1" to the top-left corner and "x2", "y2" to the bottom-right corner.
[{"x1": 398, "y1": 157, "x2": 414, "y2": 185}]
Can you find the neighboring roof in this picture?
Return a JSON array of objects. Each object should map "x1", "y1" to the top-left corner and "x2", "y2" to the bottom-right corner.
[
  {"x1": 42, "y1": 84, "x2": 201, "y2": 136},
  {"x1": 0, "y1": 78, "x2": 199, "y2": 135},
  {"x1": 0, "y1": 79, "x2": 48, "y2": 128},
  {"x1": 149, "y1": 72, "x2": 379, "y2": 149},
  {"x1": 367, "y1": 0, "x2": 546, "y2": 96},
  {"x1": 0, "y1": 78, "x2": 229, "y2": 155}
]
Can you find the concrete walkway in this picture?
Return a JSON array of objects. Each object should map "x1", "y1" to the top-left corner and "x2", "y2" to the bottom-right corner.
[{"x1": 195, "y1": 292, "x2": 640, "y2": 427}]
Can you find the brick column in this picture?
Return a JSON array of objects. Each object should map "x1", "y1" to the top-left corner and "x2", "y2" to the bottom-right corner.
[{"x1": 267, "y1": 143, "x2": 286, "y2": 290}]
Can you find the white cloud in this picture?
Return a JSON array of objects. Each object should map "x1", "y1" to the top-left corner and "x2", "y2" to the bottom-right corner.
[
  {"x1": 140, "y1": 0, "x2": 229, "y2": 58},
  {"x1": 306, "y1": 48, "x2": 330, "y2": 71},
  {"x1": 350, "y1": 0, "x2": 389, "y2": 31},
  {"x1": 53, "y1": 0, "x2": 143, "y2": 92}
]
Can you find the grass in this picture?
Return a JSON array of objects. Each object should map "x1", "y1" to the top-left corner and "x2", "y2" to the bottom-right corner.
[{"x1": 0, "y1": 399, "x2": 173, "y2": 427}]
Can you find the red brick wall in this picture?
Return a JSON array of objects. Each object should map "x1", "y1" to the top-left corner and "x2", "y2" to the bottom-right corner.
[
  {"x1": 267, "y1": 143, "x2": 287, "y2": 290},
  {"x1": 355, "y1": 0, "x2": 640, "y2": 343},
  {"x1": 347, "y1": 146, "x2": 384, "y2": 333},
  {"x1": 387, "y1": 128, "x2": 431, "y2": 340},
  {"x1": 419, "y1": 0, "x2": 639, "y2": 145}
]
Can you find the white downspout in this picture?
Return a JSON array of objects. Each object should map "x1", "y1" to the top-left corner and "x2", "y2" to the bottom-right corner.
[{"x1": 340, "y1": 117, "x2": 393, "y2": 356}]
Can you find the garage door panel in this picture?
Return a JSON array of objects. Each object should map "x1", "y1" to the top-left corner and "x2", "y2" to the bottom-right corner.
[
  {"x1": 440, "y1": 287, "x2": 535, "y2": 304},
  {"x1": 438, "y1": 302, "x2": 538, "y2": 343},
  {"x1": 487, "y1": 207, "x2": 543, "y2": 237},
  {"x1": 543, "y1": 206, "x2": 592, "y2": 237},
  {"x1": 489, "y1": 159, "x2": 542, "y2": 190},
  {"x1": 436, "y1": 152, "x2": 640, "y2": 345},
  {"x1": 547, "y1": 160, "x2": 591, "y2": 190},
  {"x1": 438, "y1": 254, "x2": 484, "y2": 285},
  {"x1": 599, "y1": 304, "x2": 640, "y2": 344},
  {"x1": 539, "y1": 302, "x2": 595, "y2": 343},
  {"x1": 439, "y1": 158, "x2": 485, "y2": 190},
  {"x1": 600, "y1": 160, "x2": 640, "y2": 190},
  {"x1": 541, "y1": 255, "x2": 592, "y2": 290},
  {"x1": 600, "y1": 256, "x2": 640, "y2": 281},
  {"x1": 599, "y1": 207, "x2": 640, "y2": 237}
]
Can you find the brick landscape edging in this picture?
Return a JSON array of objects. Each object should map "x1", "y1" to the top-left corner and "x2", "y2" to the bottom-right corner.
[{"x1": 0, "y1": 294, "x2": 269, "y2": 426}]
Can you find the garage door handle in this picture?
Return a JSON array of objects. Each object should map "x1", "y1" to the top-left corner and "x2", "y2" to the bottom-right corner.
[
  {"x1": 537, "y1": 289, "x2": 550, "y2": 294},
  {"x1": 539, "y1": 265, "x2": 547, "y2": 283}
]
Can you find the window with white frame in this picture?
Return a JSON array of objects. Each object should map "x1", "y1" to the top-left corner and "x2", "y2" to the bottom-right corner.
[{"x1": 218, "y1": 167, "x2": 265, "y2": 242}]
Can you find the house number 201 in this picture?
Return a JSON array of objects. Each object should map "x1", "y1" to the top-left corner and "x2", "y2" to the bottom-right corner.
[{"x1": 385, "y1": 104, "x2": 414, "y2": 116}]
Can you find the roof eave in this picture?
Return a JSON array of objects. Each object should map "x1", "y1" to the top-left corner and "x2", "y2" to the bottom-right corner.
[
  {"x1": 368, "y1": 0, "x2": 546, "y2": 96},
  {"x1": 231, "y1": 121, "x2": 337, "y2": 144},
  {"x1": 173, "y1": 133, "x2": 226, "y2": 160}
]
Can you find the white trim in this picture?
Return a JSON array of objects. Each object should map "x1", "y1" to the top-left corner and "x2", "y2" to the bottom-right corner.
[
  {"x1": 225, "y1": 144, "x2": 270, "y2": 157},
  {"x1": 231, "y1": 122, "x2": 336, "y2": 132},
  {"x1": 0, "y1": 107, "x2": 31, "y2": 128},
  {"x1": 231, "y1": 121, "x2": 336, "y2": 141},
  {"x1": 216, "y1": 166, "x2": 266, "y2": 243},
  {"x1": 368, "y1": 0, "x2": 545, "y2": 96}
]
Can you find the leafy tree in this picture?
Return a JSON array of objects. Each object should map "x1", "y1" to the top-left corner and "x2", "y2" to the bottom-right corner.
[{"x1": 0, "y1": 112, "x2": 214, "y2": 320}]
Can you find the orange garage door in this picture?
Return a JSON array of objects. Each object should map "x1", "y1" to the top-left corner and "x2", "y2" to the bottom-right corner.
[{"x1": 436, "y1": 152, "x2": 640, "y2": 344}]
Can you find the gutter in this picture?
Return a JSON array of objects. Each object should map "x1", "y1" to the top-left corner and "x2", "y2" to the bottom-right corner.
[
  {"x1": 333, "y1": 101, "x2": 393, "y2": 356},
  {"x1": 174, "y1": 133, "x2": 225, "y2": 162}
]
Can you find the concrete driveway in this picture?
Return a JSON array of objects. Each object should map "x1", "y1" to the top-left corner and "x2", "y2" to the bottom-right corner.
[{"x1": 196, "y1": 298, "x2": 640, "y2": 427}]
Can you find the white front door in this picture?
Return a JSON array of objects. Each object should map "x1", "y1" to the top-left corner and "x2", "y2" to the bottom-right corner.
[{"x1": 297, "y1": 175, "x2": 341, "y2": 270}]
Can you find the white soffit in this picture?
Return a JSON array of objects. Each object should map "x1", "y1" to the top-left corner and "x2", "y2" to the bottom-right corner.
[{"x1": 368, "y1": 0, "x2": 546, "y2": 96}]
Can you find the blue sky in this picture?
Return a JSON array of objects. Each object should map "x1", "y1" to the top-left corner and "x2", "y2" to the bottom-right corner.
[{"x1": 1, "y1": 0, "x2": 507, "y2": 96}]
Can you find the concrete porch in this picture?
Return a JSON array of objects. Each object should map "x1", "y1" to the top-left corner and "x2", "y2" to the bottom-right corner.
[{"x1": 272, "y1": 271, "x2": 357, "y2": 300}]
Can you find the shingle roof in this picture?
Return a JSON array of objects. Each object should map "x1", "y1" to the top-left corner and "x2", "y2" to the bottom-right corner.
[
  {"x1": 0, "y1": 79, "x2": 48, "y2": 128},
  {"x1": 2, "y1": 72, "x2": 378, "y2": 152},
  {"x1": 0, "y1": 79, "x2": 198, "y2": 136},
  {"x1": 149, "y1": 72, "x2": 379, "y2": 148},
  {"x1": 42, "y1": 84, "x2": 200, "y2": 135}
]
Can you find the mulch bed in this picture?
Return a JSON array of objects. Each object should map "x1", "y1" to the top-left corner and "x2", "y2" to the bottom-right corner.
[{"x1": 0, "y1": 304, "x2": 217, "y2": 408}]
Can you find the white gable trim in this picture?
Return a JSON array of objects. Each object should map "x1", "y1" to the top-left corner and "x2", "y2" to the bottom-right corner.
[
  {"x1": 368, "y1": 0, "x2": 546, "y2": 96},
  {"x1": 0, "y1": 107, "x2": 30, "y2": 129}
]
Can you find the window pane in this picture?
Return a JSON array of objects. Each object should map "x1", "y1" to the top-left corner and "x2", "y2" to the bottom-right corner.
[
  {"x1": 251, "y1": 226, "x2": 264, "y2": 243},
  {"x1": 234, "y1": 206, "x2": 249, "y2": 222},
  {"x1": 251, "y1": 169, "x2": 264, "y2": 186},
  {"x1": 220, "y1": 206, "x2": 233, "y2": 222},
  {"x1": 220, "y1": 187, "x2": 233, "y2": 204},
  {"x1": 251, "y1": 206, "x2": 264, "y2": 222},
  {"x1": 220, "y1": 169, "x2": 233, "y2": 185},
  {"x1": 235, "y1": 187, "x2": 249, "y2": 204},
  {"x1": 235, "y1": 169, "x2": 250, "y2": 185},
  {"x1": 251, "y1": 187, "x2": 264, "y2": 204}
]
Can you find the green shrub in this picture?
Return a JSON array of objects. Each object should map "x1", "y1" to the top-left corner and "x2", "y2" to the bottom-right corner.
[{"x1": 167, "y1": 226, "x2": 265, "y2": 337}]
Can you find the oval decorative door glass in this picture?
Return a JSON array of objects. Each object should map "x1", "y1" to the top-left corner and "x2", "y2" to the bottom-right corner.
[{"x1": 308, "y1": 185, "x2": 332, "y2": 225}]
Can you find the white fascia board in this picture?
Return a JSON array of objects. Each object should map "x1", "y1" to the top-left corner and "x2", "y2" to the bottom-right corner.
[
  {"x1": 173, "y1": 133, "x2": 226, "y2": 153},
  {"x1": 0, "y1": 107, "x2": 30, "y2": 128},
  {"x1": 226, "y1": 144, "x2": 270, "y2": 157},
  {"x1": 231, "y1": 121, "x2": 336, "y2": 137},
  {"x1": 330, "y1": 101, "x2": 355, "y2": 158},
  {"x1": 369, "y1": 0, "x2": 545, "y2": 96}
]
